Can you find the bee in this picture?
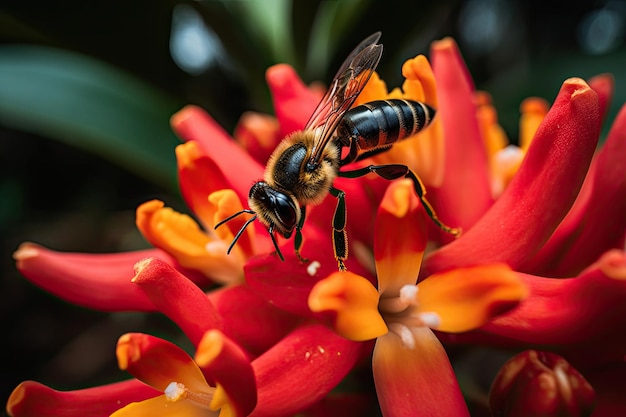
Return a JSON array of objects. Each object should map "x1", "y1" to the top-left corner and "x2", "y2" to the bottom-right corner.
[{"x1": 215, "y1": 32, "x2": 459, "y2": 271}]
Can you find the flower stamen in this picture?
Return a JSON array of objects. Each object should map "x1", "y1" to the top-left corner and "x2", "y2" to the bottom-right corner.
[
  {"x1": 164, "y1": 381, "x2": 215, "y2": 410},
  {"x1": 416, "y1": 312, "x2": 441, "y2": 329}
]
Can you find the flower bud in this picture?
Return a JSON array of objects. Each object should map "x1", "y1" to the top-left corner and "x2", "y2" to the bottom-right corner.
[{"x1": 489, "y1": 350, "x2": 595, "y2": 417}]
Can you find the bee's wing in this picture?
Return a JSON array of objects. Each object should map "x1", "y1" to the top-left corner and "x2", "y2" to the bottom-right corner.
[{"x1": 305, "y1": 32, "x2": 383, "y2": 168}]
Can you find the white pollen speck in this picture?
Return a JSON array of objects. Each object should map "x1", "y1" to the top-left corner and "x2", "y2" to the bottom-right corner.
[
  {"x1": 397, "y1": 324, "x2": 416, "y2": 349},
  {"x1": 307, "y1": 260, "x2": 321, "y2": 276},
  {"x1": 164, "y1": 382, "x2": 186, "y2": 401},
  {"x1": 388, "y1": 322, "x2": 417, "y2": 349},
  {"x1": 419, "y1": 312, "x2": 442, "y2": 329},
  {"x1": 399, "y1": 285, "x2": 419, "y2": 305}
]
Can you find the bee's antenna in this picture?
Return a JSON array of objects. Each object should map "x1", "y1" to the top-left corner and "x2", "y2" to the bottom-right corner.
[
  {"x1": 226, "y1": 214, "x2": 257, "y2": 254},
  {"x1": 214, "y1": 209, "x2": 255, "y2": 230}
]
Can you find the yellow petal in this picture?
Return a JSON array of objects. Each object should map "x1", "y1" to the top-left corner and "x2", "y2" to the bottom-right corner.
[
  {"x1": 136, "y1": 200, "x2": 243, "y2": 284},
  {"x1": 308, "y1": 271, "x2": 388, "y2": 341},
  {"x1": 417, "y1": 263, "x2": 528, "y2": 333},
  {"x1": 475, "y1": 91, "x2": 509, "y2": 159},
  {"x1": 519, "y1": 97, "x2": 549, "y2": 151}
]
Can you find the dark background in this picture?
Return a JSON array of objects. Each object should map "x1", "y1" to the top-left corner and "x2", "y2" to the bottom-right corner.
[{"x1": 1, "y1": 0, "x2": 625, "y2": 415}]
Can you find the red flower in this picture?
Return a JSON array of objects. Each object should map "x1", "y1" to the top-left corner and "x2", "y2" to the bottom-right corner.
[
  {"x1": 8, "y1": 32, "x2": 626, "y2": 417},
  {"x1": 307, "y1": 180, "x2": 528, "y2": 417}
]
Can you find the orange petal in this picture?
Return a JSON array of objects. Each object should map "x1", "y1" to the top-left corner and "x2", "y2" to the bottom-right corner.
[
  {"x1": 370, "y1": 55, "x2": 445, "y2": 186},
  {"x1": 136, "y1": 200, "x2": 243, "y2": 284},
  {"x1": 375, "y1": 180, "x2": 427, "y2": 295},
  {"x1": 353, "y1": 71, "x2": 389, "y2": 106},
  {"x1": 401, "y1": 55, "x2": 437, "y2": 106},
  {"x1": 308, "y1": 271, "x2": 387, "y2": 341},
  {"x1": 417, "y1": 263, "x2": 527, "y2": 333},
  {"x1": 209, "y1": 189, "x2": 257, "y2": 258},
  {"x1": 110, "y1": 395, "x2": 208, "y2": 417}
]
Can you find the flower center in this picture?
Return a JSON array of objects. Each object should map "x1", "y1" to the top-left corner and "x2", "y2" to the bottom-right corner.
[
  {"x1": 164, "y1": 381, "x2": 215, "y2": 409},
  {"x1": 379, "y1": 284, "x2": 441, "y2": 349}
]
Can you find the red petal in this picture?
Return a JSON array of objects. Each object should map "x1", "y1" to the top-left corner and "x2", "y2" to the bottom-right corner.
[
  {"x1": 479, "y1": 249, "x2": 626, "y2": 345},
  {"x1": 250, "y1": 324, "x2": 362, "y2": 417},
  {"x1": 429, "y1": 38, "x2": 493, "y2": 233},
  {"x1": 132, "y1": 257, "x2": 222, "y2": 345},
  {"x1": 207, "y1": 284, "x2": 301, "y2": 358},
  {"x1": 523, "y1": 102, "x2": 626, "y2": 276},
  {"x1": 422, "y1": 78, "x2": 601, "y2": 278},
  {"x1": 170, "y1": 105, "x2": 264, "y2": 203},
  {"x1": 13, "y1": 243, "x2": 168, "y2": 311},
  {"x1": 6, "y1": 379, "x2": 158, "y2": 417},
  {"x1": 195, "y1": 330, "x2": 257, "y2": 417},
  {"x1": 244, "y1": 226, "x2": 374, "y2": 318},
  {"x1": 373, "y1": 328, "x2": 469, "y2": 417},
  {"x1": 233, "y1": 111, "x2": 281, "y2": 165},
  {"x1": 266, "y1": 64, "x2": 321, "y2": 137},
  {"x1": 116, "y1": 333, "x2": 210, "y2": 393}
]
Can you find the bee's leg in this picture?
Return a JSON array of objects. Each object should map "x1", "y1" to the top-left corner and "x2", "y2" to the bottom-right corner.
[
  {"x1": 329, "y1": 186, "x2": 348, "y2": 271},
  {"x1": 339, "y1": 144, "x2": 393, "y2": 167},
  {"x1": 339, "y1": 164, "x2": 461, "y2": 237},
  {"x1": 294, "y1": 206, "x2": 309, "y2": 263},
  {"x1": 268, "y1": 225, "x2": 286, "y2": 261}
]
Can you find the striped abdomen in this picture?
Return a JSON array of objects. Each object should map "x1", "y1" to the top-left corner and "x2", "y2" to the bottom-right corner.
[{"x1": 337, "y1": 99, "x2": 435, "y2": 152}]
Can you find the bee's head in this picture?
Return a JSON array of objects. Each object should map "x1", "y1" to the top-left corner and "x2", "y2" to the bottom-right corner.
[{"x1": 248, "y1": 181, "x2": 300, "y2": 238}]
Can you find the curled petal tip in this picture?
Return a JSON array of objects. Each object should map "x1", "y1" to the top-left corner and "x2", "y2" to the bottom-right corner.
[
  {"x1": 597, "y1": 249, "x2": 626, "y2": 280},
  {"x1": 266, "y1": 64, "x2": 297, "y2": 90},
  {"x1": 12, "y1": 242, "x2": 39, "y2": 263},
  {"x1": 431, "y1": 37, "x2": 457, "y2": 50},
  {"x1": 131, "y1": 257, "x2": 155, "y2": 281},
  {"x1": 170, "y1": 104, "x2": 203, "y2": 129}
]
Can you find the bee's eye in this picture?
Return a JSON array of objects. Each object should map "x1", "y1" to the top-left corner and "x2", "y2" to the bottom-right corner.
[
  {"x1": 250, "y1": 182, "x2": 298, "y2": 236},
  {"x1": 271, "y1": 192, "x2": 297, "y2": 231}
]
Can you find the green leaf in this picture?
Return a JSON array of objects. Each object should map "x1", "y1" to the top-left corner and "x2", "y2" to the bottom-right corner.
[{"x1": 0, "y1": 45, "x2": 183, "y2": 192}]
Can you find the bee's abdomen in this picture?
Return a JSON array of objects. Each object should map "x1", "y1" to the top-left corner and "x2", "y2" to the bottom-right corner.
[{"x1": 337, "y1": 99, "x2": 435, "y2": 151}]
